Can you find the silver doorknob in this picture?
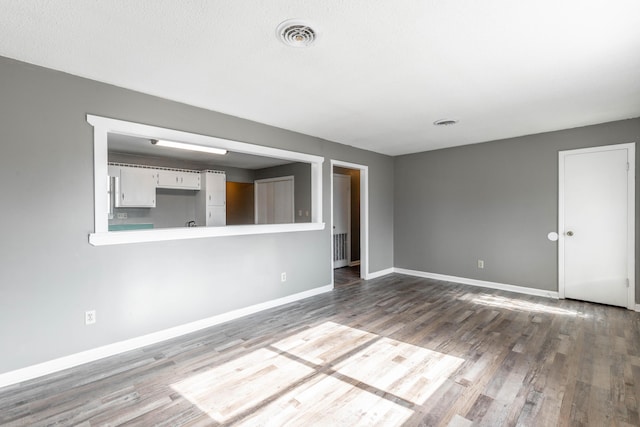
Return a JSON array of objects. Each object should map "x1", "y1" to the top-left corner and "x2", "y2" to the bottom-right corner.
[{"x1": 566, "y1": 231, "x2": 574, "y2": 236}]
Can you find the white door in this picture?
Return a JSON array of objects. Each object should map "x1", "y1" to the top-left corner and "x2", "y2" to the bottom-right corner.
[
  {"x1": 333, "y1": 174, "x2": 351, "y2": 269},
  {"x1": 559, "y1": 143, "x2": 635, "y2": 308},
  {"x1": 255, "y1": 176, "x2": 294, "y2": 224}
]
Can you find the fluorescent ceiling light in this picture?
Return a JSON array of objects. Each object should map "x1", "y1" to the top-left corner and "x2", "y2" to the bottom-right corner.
[{"x1": 151, "y1": 139, "x2": 227, "y2": 155}]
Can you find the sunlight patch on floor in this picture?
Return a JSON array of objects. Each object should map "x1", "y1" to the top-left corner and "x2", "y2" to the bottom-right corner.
[
  {"x1": 171, "y1": 321, "x2": 465, "y2": 425},
  {"x1": 472, "y1": 294, "x2": 586, "y2": 317},
  {"x1": 241, "y1": 373, "x2": 415, "y2": 426},
  {"x1": 271, "y1": 321, "x2": 378, "y2": 364},
  {"x1": 332, "y1": 336, "x2": 464, "y2": 405},
  {"x1": 171, "y1": 348, "x2": 314, "y2": 423}
]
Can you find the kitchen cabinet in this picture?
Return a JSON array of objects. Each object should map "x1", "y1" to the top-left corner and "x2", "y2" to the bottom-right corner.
[
  {"x1": 112, "y1": 165, "x2": 157, "y2": 208},
  {"x1": 205, "y1": 205, "x2": 226, "y2": 227},
  {"x1": 196, "y1": 171, "x2": 226, "y2": 226},
  {"x1": 156, "y1": 170, "x2": 201, "y2": 190}
]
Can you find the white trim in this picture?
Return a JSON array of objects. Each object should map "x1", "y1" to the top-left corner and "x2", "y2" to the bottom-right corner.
[
  {"x1": 253, "y1": 176, "x2": 295, "y2": 183},
  {"x1": 87, "y1": 115, "x2": 325, "y2": 164},
  {"x1": 87, "y1": 114, "x2": 324, "y2": 244},
  {"x1": 330, "y1": 160, "x2": 369, "y2": 283},
  {"x1": 311, "y1": 162, "x2": 322, "y2": 224},
  {"x1": 93, "y1": 123, "x2": 109, "y2": 232},
  {"x1": 366, "y1": 267, "x2": 395, "y2": 280},
  {"x1": 90, "y1": 222, "x2": 325, "y2": 246},
  {"x1": 626, "y1": 144, "x2": 635, "y2": 309},
  {"x1": 635, "y1": 304, "x2": 640, "y2": 312},
  {"x1": 558, "y1": 150, "x2": 566, "y2": 299},
  {"x1": 558, "y1": 142, "x2": 636, "y2": 310},
  {"x1": 349, "y1": 260, "x2": 361, "y2": 267},
  {"x1": 395, "y1": 268, "x2": 560, "y2": 299},
  {"x1": 0, "y1": 284, "x2": 333, "y2": 389}
]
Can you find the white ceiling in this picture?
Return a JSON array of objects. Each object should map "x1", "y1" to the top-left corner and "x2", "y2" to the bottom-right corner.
[{"x1": 1, "y1": 1, "x2": 639, "y2": 156}]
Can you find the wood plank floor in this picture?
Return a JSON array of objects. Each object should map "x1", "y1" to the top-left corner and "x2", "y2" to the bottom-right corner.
[
  {"x1": 1, "y1": 274, "x2": 640, "y2": 426},
  {"x1": 334, "y1": 265, "x2": 362, "y2": 287}
]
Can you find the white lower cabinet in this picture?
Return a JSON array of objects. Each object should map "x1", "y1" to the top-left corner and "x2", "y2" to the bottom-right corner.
[
  {"x1": 196, "y1": 171, "x2": 226, "y2": 226},
  {"x1": 113, "y1": 166, "x2": 156, "y2": 208},
  {"x1": 205, "y1": 205, "x2": 226, "y2": 226}
]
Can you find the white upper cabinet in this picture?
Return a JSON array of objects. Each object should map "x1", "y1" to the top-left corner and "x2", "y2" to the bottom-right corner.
[
  {"x1": 205, "y1": 172, "x2": 226, "y2": 206},
  {"x1": 156, "y1": 170, "x2": 201, "y2": 190},
  {"x1": 114, "y1": 166, "x2": 156, "y2": 208}
]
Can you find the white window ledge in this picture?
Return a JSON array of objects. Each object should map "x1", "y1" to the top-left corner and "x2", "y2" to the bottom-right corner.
[{"x1": 89, "y1": 222, "x2": 326, "y2": 246}]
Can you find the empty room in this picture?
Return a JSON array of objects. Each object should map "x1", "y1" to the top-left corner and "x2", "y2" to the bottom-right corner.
[{"x1": 1, "y1": 1, "x2": 639, "y2": 426}]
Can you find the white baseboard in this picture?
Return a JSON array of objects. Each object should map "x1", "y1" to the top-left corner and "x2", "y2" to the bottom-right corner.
[
  {"x1": 0, "y1": 284, "x2": 333, "y2": 389},
  {"x1": 349, "y1": 260, "x2": 361, "y2": 267},
  {"x1": 366, "y1": 267, "x2": 394, "y2": 280},
  {"x1": 394, "y1": 268, "x2": 560, "y2": 299},
  {"x1": 635, "y1": 304, "x2": 640, "y2": 312}
]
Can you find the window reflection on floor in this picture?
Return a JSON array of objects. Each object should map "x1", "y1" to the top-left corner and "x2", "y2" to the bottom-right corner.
[
  {"x1": 472, "y1": 294, "x2": 587, "y2": 317},
  {"x1": 172, "y1": 321, "x2": 464, "y2": 425}
]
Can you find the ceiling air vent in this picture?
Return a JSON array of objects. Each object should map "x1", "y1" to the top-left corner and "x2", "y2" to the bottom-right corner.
[
  {"x1": 277, "y1": 20, "x2": 317, "y2": 47},
  {"x1": 433, "y1": 119, "x2": 459, "y2": 126}
]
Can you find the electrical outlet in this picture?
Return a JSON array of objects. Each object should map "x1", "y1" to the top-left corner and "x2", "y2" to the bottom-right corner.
[
  {"x1": 477, "y1": 259, "x2": 484, "y2": 269},
  {"x1": 117, "y1": 212, "x2": 127, "y2": 219},
  {"x1": 281, "y1": 272, "x2": 287, "y2": 282},
  {"x1": 85, "y1": 310, "x2": 96, "y2": 325}
]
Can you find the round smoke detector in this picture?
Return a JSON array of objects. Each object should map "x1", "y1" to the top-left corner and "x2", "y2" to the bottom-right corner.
[
  {"x1": 433, "y1": 119, "x2": 459, "y2": 126},
  {"x1": 277, "y1": 19, "x2": 317, "y2": 47}
]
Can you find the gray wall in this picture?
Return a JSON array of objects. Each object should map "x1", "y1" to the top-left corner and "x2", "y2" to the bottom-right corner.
[
  {"x1": 394, "y1": 118, "x2": 640, "y2": 301},
  {"x1": 0, "y1": 56, "x2": 394, "y2": 374}
]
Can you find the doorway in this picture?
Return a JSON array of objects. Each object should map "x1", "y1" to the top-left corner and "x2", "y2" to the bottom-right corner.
[
  {"x1": 331, "y1": 161, "x2": 368, "y2": 287},
  {"x1": 333, "y1": 173, "x2": 351, "y2": 269},
  {"x1": 558, "y1": 143, "x2": 635, "y2": 309}
]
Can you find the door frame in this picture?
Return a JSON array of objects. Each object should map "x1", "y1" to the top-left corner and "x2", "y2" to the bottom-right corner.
[
  {"x1": 330, "y1": 160, "x2": 369, "y2": 284},
  {"x1": 558, "y1": 142, "x2": 635, "y2": 309}
]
